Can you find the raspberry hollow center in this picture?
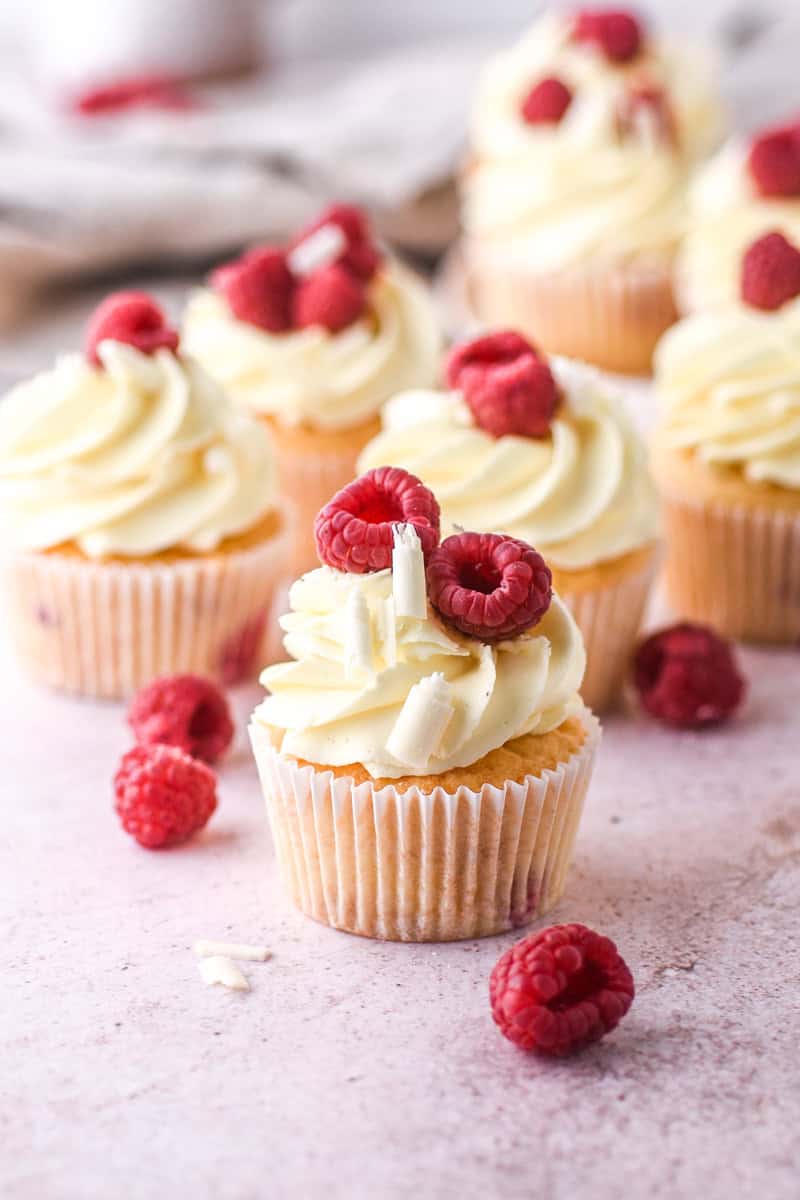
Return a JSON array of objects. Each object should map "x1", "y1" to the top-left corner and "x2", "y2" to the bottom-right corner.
[
  {"x1": 459, "y1": 559, "x2": 502, "y2": 595},
  {"x1": 548, "y1": 959, "x2": 607, "y2": 1011},
  {"x1": 354, "y1": 491, "x2": 405, "y2": 526}
]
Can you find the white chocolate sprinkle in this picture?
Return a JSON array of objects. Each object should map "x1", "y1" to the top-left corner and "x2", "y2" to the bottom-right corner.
[
  {"x1": 386, "y1": 672, "x2": 454, "y2": 768},
  {"x1": 193, "y1": 940, "x2": 271, "y2": 962},
  {"x1": 392, "y1": 523, "x2": 426, "y2": 619},
  {"x1": 198, "y1": 956, "x2": 250, "y2": 991},
  {"x1": 287, "y1": 223, "x2": 347, "y2": 277}
]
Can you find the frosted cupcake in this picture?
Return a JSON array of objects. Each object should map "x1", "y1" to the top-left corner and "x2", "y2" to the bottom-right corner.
[
  {"x1": 358, "y1": 332, "x2": 659, "y2": 711},
  {"x1": 461, "y1": 7, "x2": 722, "y2": 373},
  {"x1": 678, "y1": 117, "x2": 800, "y2": 312},
  {"x1": 0, "y1": 291, "x2": 288, "y2": 697},
  {"x1": 250, "y1": 466, "x2": 600, "y2": 942},
  {"x1": 183, "y1": 204, "x2": 441, "y2": 574},
  {"x1": 653, "y1": 232, "x2": 800, "y2": 642}
]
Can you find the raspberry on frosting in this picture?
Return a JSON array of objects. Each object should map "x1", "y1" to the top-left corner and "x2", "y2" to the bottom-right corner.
[
  {"x1": 445, "y1": 330, "x2": 559, "y2": 439},
  {"x1": 293, "y1": 263, "x2": 367, "y2": 333},
  {"x1": 426, "y1": 531, "x2": 552, "y2": 642},
  {"x1": 740, "y1": 231, "x2": 800, "y2": 311},
  {"x1": 114, "y1": 743, "x2": 217, "y2": 849},
  {"x1": 572, "y1": 9, "x2": 643, "y2": 63},
  {"x1": 212, "y1": 246, "x2": 295, "y2": 333},
  {"x1": 520, "y1": 77, "x2": 573, "y2": 125},
  {"x1": 633, "y1": 622, "x2": 745, "y2": 729},
  {"x1": 128, "y1": 674, "x2": 234, "y2": 764},
  {"x1": 290, "y1": 203, "x2": 382, "y2": 282},
  {"x1": 85, "y1": 291, "x2": 179, "y2": 367},
  {"x1": 747, "y1": 122, "x2": 800, "y2": 198},
  {"x1": 314, "y1": 467, "x2": 441, "y2": 574},
  {"x1": 490, "y1": 923, "x2": 635, "y2": 1056}
]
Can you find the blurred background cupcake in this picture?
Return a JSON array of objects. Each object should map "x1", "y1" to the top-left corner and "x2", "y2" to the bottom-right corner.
[
  {"x1": 183, "y1": 205, "x2": 441, "y2": 576},
  {"x1": 359, "y1": 331, "x2": 660, "y2": 709},
  {"x1": 0, "y1": 292, "x2": 288, "y2": 696},
  {"x1": 459, "y1": 7, "x2": 723, "y2": 374},
  {"x1": 653, "y1": 231, "x2": 800, "y2": 642}
]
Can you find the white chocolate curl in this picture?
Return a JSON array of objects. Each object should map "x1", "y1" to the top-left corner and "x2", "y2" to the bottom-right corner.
[
  {"x1": 380, "y1": 596, "x2": 397, "y2": 668},
  {"x1": 345, "y1": 587, "x2": 374, "y2": 677},
  {"x1": 392, "y1": 523, "x2": 427, "y2": 619},
  {"x1": 287, "y1": 223, "x2": 347, "y2": 277},
  {"x1": 197, "y1": 956, "x2": 250, "y2": 991},
  {"x1": 386, "y1": 672, "x2": 454, "y2": 769}
]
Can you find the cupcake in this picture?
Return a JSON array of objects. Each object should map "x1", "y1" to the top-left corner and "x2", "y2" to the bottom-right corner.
[
  {"x1": 653, "y1": 231, "x2": 800, "y2": 643},
  {"x1": 461, "y1": 7, "x2": 722, "y2": 373},
  {"x1": 358, "y1": 332, "x2": 659, "y2": 711},
  {"x1": 183, "y1": 204, "x2": 441, "y2": 575},
  {"x1": 677, "y1": 117, "x2": 800, "y2": 312},
  {"x1": 0, "y1": 291, "x2": 288, "y2": 697},
  {"x1": 250, "y1": 466, "x2": 599, "y2": 942}
]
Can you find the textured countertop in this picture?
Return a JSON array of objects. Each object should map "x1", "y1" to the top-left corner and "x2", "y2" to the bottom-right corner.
[{"x1": 3, "y1": 605, "x2": 799, "y2": 1200}]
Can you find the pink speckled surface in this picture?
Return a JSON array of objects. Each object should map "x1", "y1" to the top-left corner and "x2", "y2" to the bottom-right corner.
[{"x1": 2, "y1": 607, "x2": 799, "y2": 1200}]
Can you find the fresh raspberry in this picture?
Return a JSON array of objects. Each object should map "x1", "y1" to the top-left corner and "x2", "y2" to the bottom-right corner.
[
  {"x1": 314, "y1": 467, "x2": 440, "y2": 574},
  {"x1": 572, "y1": 8, "x2": 643, "y2": 63},
  {"x1": 290, "y1": 203, "x2": 382, "y2": 281},
  {"x1": 85, "y1": 291, "x2": 179, "y2": 367},
  {"x1": 113, "y1": 744, "x2": 217, "y2": 849},
  {"x1": 490, "y1": 924, "x2": 635, "y2": 1056},
  {"x1": 427, "y1": 532, "x2": 552, "y2": 642},
  {"x1": 212, "y1": 246, "x2": 294, "y2": 333},
  {"x1": 740, "y1": 231, "x2": 800, "y2": 311},
  {"x1": 292, "y1": 263, "x2": 367, "y2": 333},
  {"x1": 747, "y1": 122, "x2": 800, "y2": 198},
  {"x1": 446, "y1": 330, "x2": 559, "y2": 439},
  {"x1": 633, "y1": 622, "x2": 746, "y2": 729},
  {"x1": 616, "y1": 83, "x2": 676, "y2": 147},
  {"x1": 127, "y1": 674, "x2": 234, "y2": 764},
  {"x1": 520, "y1": 77, "x2": 573, "y2": 125},
  {"x1": 72, "y1": 74, "x2": 196, "y2": 116}
]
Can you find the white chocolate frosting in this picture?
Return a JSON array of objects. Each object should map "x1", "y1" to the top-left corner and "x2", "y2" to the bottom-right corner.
[
  {"x1": 677, "y1": 139, "x2": 800, "y2": 312},
  {"x1": 255, "y1": 561, "x2": 586, "y2": 780},
  {"x1": 182, "y1": 260, "x2": 441, "y2": 432},
  {"x1": 357, "y1": 358, "x2": 658, "y2": 571},
  {"x1": 655, "y1": 300, "x2": 800, "y2": 490},
  {"x1": 463, "y1": 11, "x2": 722, "y2": 270},
  {"x1": 0, "y1": 342, "x2": 278, "y2": 557}
]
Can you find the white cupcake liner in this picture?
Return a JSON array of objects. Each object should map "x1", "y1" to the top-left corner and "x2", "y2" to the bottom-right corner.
[
  {"x1": 249, "y1": 707, "x2": 600, "y2": 943},
  {"x1": 661, "y1": 492, "x2": 800, "y2": 643},
  {"x1": 558, "y1": 549, "x2": 660, "y2": 713},
  {"x1": 2, "y1": 521, "x2": 289, "y2": 698}
]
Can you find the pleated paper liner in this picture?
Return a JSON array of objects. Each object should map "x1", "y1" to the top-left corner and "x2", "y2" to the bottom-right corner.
[
  {"x1": 660, "y1": 492, "x2": 800, "y2": 643},
  {"x1": 464, "y1": 241, "x2": 677, "y2": 376},
  {"x1": 249, "y1": 707, "x2": 600, "y2": 943},
  {"x1": 3, "y1": 513, "x2": 290, "y2": 699},
  {"x1": 265, "y1": 414, "x2": 382, "y2": 579},
  {"x1": 555, "y1": 545, "x2": 661, "y2": 713}
]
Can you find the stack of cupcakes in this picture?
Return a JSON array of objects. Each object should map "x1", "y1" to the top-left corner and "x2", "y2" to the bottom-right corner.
[
  {"x1": 461, "y1": 7, "x2": 723, "y2": 373},
  {"x1": 358, "y1": 331, "x2": 660, "y2": 711},
  {"x1": 183, "y1": 204, "x2": 442, "y2": 575},
  {"x1": 250, "y1": 466, "x2": 600, "y2": 941}
]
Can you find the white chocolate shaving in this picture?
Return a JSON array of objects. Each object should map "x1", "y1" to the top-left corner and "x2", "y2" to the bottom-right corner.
[
  {"x1": 380, "y1": 595, "x2": 397, "y2": 668},
  {"x1": 385, "y1": 672, "x2": 454, "y2": 768},
  {"x1": 392, "y1": 523, "x2": 427, "y2": 619},
  {"x1": 344, "y1": 588, "x2": 374, "y2": 677},
  {"x1": 287, "y1": 223, "x2": 347, "y2": 277},
  {"x1": 198, "y1": 956, "x2": 250, "y2": 991},
  {"x1": 193, "y1": 940, "x2": 271, "y2": 962}
]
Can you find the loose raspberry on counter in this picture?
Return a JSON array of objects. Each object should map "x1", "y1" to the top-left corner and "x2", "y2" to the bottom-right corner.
[
  {"x1": 572, "y1": 9, "x2": 643, "y2": 63},
  {"x1": 633, "y1": 622, "x2": 746, "y2": 729},
  {"x1": 212, "y1": 246, "x2": 295, "y2": 333},
  {"x1": 128, "y1": 674, "x2": 234, "y2": 764},
  {"x1": 446, "y1": 330, "x2": 559, "y2": 439},
  {"x1": 315, "y1": 467, "x2": 440, "y2": 574},
  {"x1": 490, "y1": 923, "x2": 635, "y2": 1056},
  {"x1": 85, "y1": 292, "x2": 179, "y2": 367},
  {"x1": 747, "y1": 122, "x2": 800, "y2": 198},
  {"x1": 290, "y1": 203, "x2": 382, "y2": 282},
  {"x1": 740, "y1": 231, "x2": 800, "y2": 311},
  {"x1": 293, "y1": 263, "x2": 367, "y2": 333},
  {"x1": 427, "y1": 531, "x2": 552, "y2": 642},
  {"x1": 114, "y1": 744, "x2": 217, "y2": 849},
  {"x1": 520, "y1": 77, "x2": 573, "y2": 125},
  {"x1": 72, "y1": 74, "x2": 196, "y2": 116}
]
